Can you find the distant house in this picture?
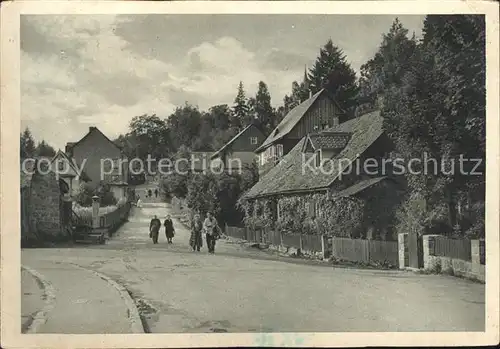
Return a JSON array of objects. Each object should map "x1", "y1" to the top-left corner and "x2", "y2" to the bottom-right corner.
[
  {"x1": 50, "y1": 150, "x2": 91, "y2": 197},
  {"x1": 243, "y1": 110, "x2": 405, "y2": 241},
  {"x1": 254, "y1": 89, "x2": 346, "y2": 175},
  {"x1": 65, "y1": 126, "x2": 129, "y2": 201},
  {"x1": 21, "y1": 158, "x2": 71, "y2": 244},
  {"x1": 210, "y1": 122, "x2": 266, "y2": 172}
]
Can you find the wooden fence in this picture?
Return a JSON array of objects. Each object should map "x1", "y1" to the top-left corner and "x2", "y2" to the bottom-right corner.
[
  {"x1": 331, "y1": 237, "x2": 399, "y2": 266},
  {"x1": 432, "y1": 237, "x2": 472, "y2": 261},
  {"x1": 224, "y1": 226, "x2": 324, "y2": 253},
  {"x1": 99, "y1": 203, "x2": 131, "y2": 231}
]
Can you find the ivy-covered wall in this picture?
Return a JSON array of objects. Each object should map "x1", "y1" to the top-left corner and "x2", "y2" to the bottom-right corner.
[{"x1": 242, "y1": 178, "x2": 403, "y2": 241}]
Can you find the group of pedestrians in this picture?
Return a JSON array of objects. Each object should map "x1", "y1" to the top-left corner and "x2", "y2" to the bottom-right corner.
[
  {"x1": 148, "y1": 211, "x2": 221, "y2": 254},
  {"x1": 189, "y1": 212, "x2": 220, "y2": 254},
  {"x1": 149, "y1": 215, "x2": 175, "y2": 244}
]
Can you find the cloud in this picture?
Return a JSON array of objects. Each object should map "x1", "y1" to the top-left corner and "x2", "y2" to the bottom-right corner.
[{"x1": 21, "y1": 14, "x2": 425, "y2": 150}]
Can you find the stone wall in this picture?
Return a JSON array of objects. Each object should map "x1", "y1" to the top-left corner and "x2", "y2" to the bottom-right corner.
[
  {"x1": 422, "y1": 235, "x2": 485, "y2": 283},
  {"x1": 30, "y1": 170, "x2": 63, "y2": 240}
]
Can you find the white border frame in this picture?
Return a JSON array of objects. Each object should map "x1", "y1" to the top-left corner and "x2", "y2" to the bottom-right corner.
[{"x1": 1, "y1": 1, "x2": 499, "y2": 348}]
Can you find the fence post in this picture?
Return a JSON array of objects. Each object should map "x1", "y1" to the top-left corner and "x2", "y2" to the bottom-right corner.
[
  {"x1": 397, "y1": 233, "x2": 408, "y2": 269},
  {"x1": 299, "y1": 233, "x2": 303, "y2": 254},
  {"x1": 91, "y1": 196, "x2": 100, "y2": 229},
  {"x1": 321, "y1": 234, "x2": 326, "y2": 259},
  {"x1": 422, "y1": 234, "x2": 442, "y2": 270}
]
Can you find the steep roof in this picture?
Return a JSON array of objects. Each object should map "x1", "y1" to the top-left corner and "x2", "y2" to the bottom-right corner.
[
  {"x1": 51, "y1": 150, "x2": 91, "y2": 182},
  {"x1": 210, "y1": 123, "x2": 263, "y2": 160},
  {"x1": 255, "y1": 89, "x2": 341, "y2": 153},
  {"x1": 243, "y1": 110, "x2": 384, "y2": 199},
  {"x1": 66, "y1": 126, "x2": 122, "y2": 154}
]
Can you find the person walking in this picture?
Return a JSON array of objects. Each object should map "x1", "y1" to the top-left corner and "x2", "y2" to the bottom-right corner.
[
  {"x1": 189, "y1": 213, "x2": 203, "y2": 252},
  {"x1": 154, "y1": 188, "x2": 159, "y2": 198},
  {"x1": 136, "y1": 195, "x2": 142, "y2": 208},
  {"x1": 148, "y1": 189, "x2": 152, "y2": 198},
  {"x1": 163, "y1": 215, "x2": 175, "y2": 244},
  {"x1": 203, "y1": 212, "x2": 219, "y2": 254},
  {"x1": 149, "y1": 215, "x2": 161, "y2": 244}
]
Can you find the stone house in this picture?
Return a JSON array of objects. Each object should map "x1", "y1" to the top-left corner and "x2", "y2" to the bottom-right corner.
[
  {"x1": 65, "y1": 126, "x2": 129, "y2": 201},
  {"x1": 242, "y1": 110, "x2": 406, "y2": 241},
  {"x1": 210, "y1": 122, "x2": 266, "y2": 172},
  {"x1": 21, "y1": 159, "x2": 71, "y2": 243},
  {"x1": 254, "y1": 88, "x2": 346, "y2": 175},
  {"x1": 50, "y1": 150, "x2": 91, "y2": 197}
]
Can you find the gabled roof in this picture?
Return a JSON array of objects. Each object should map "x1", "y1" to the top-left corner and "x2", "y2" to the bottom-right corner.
[
  {"x1": 66, "y1": 126, "x2": 122, "y2": 154},
  {"x1": 255, "y1": 89, "x2": 343, "y2": 153},
  {"x1": 304, "y1": 131, "x2": 352, "y2": 151},
  {"x1": 51, "y1": 150, "x2": 91, "y2": 182},
  {"x1": 243, "y1": 110, "x2": 384, "y2": 199},
  {"x1": 211, "y1": 123, "x2": 261, "y2": 159}
]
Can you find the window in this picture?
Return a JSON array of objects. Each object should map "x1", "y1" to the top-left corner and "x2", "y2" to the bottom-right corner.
[
  {"x1": 250, "y1": 137, "x2": 258, "y2": 145},
  {"x1": 315, "y1": 149, "x2": 322, "y2": 167},
  {"x1": 58, "y1": 161, "x2": 65, "y2": 171},
  {"x1": 276, "y1": 144, "x2": 283, "y2": 158}
]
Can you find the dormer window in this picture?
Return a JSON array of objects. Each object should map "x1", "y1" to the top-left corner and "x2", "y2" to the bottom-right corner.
[{"x1": 315, "y1": 149, "x2": 322, "y2": 167}]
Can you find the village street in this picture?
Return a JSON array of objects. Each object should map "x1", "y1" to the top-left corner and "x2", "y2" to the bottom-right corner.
[{"x1": 21, "y1": 195, "x2": 485, "y2": 334}]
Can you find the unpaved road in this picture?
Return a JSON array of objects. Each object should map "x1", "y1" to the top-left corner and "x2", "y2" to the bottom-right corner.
[{"x1": 22, "y1": 202, "x2": 485, "y2": 333}]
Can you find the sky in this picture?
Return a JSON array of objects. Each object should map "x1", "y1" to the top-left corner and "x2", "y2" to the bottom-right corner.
[{"x1": 21, "y1": 14, "x2": 425, "y2": 150}]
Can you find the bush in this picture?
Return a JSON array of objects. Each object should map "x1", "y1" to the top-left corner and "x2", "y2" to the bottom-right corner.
[{"x1": 75, "y1": 182, "x2": 117, "y2": 207}]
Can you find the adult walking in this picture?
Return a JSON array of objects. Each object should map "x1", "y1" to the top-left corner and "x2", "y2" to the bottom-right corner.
[
  {"x1": 189, "y1": 213, "x2": 203, "y2": 252},
  {"x1": 136, "y1": 195, "x2": 142, "y2": 208},
  {"x1": 163, "y1": 215, "x2": 175, "y2": 244},
  {"x1": 149, "y1": 215, "x2": 161, "y2": 244},
  {"x1": 154, "y1": 188, "x2": 159, "y2": 198},
  {"x1": 203, "y1": 212, "x2": 220, "y2": 254}
]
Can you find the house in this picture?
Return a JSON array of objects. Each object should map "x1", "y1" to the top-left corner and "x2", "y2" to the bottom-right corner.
[
  {"x1": 65, "y1": 126, "x2": 129, "y2": 201},
  {"x1": 21, "y1": 158, "x2": 72, "y2": 244},
  {"x1": 50, "y1": 150, "x2": 91, "y2": 197},
  {"x1": 210, "y1": 122, "x2": 266, "y2": 172},
  {"x1": 254, "y1": 88, "x2": 346, "y2": 175},
  {"x1": 242, "y1": 109, "x2": 405, "y2": 241}
]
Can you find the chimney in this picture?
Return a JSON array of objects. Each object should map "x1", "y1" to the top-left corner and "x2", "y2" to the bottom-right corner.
[
  {"x1": 89, "y1": 126, "x2": 97, "y2": 132},
  {"x1": 309, "y1": 89, "x2": 312, "y2": 99}
]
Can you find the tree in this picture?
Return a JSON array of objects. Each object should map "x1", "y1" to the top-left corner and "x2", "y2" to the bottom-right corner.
[
  {"x1": 20, "y1": 127, "x2": 36, "y2": 158},
  {"x1": 308, "y1": 39, "x2": 359, "y2": 114},
  {"x1": 208, "y1": 104, "x2": 231, "y2": 130},
  {"x1": 382, "y1": 15, "x2": 485, "y2": 236},
  {"x1": 252, "y1": 81, "x2": 274, "y2": 131},
  {"x1": 129, "y1": 114, "x2": 171, "y2": 163},
  {"x1": 34, "y1": 140, "x2": 56, "y2": 158},
  {"x1": 358, "y1": 18, "x2": 418, "y2": 110},
  {"x1": 166, "y1": 103, "x2": 203, "y2": 150},
  {"x1": 232, "y1": 81, "x2": 249, "y2": 128}
]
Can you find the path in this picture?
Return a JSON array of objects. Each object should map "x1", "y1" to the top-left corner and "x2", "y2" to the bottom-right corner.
[{"x1": 22, "y1": 201, "x2": 485, "y2": 333}]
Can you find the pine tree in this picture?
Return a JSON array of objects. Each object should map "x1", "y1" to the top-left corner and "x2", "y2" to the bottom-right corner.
[
  {"x1": 308, "y1": 39, "x2": 359, "y2": 113},
  {"x1": 20, "y1": 127, "x2": 36, "y2": 158},
  {"x1": 253, "y1": 81, "x2": 274, "y2": 130},
  {"x1": 232, "y1": 81, "x2": 249, "y2": 128}
]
